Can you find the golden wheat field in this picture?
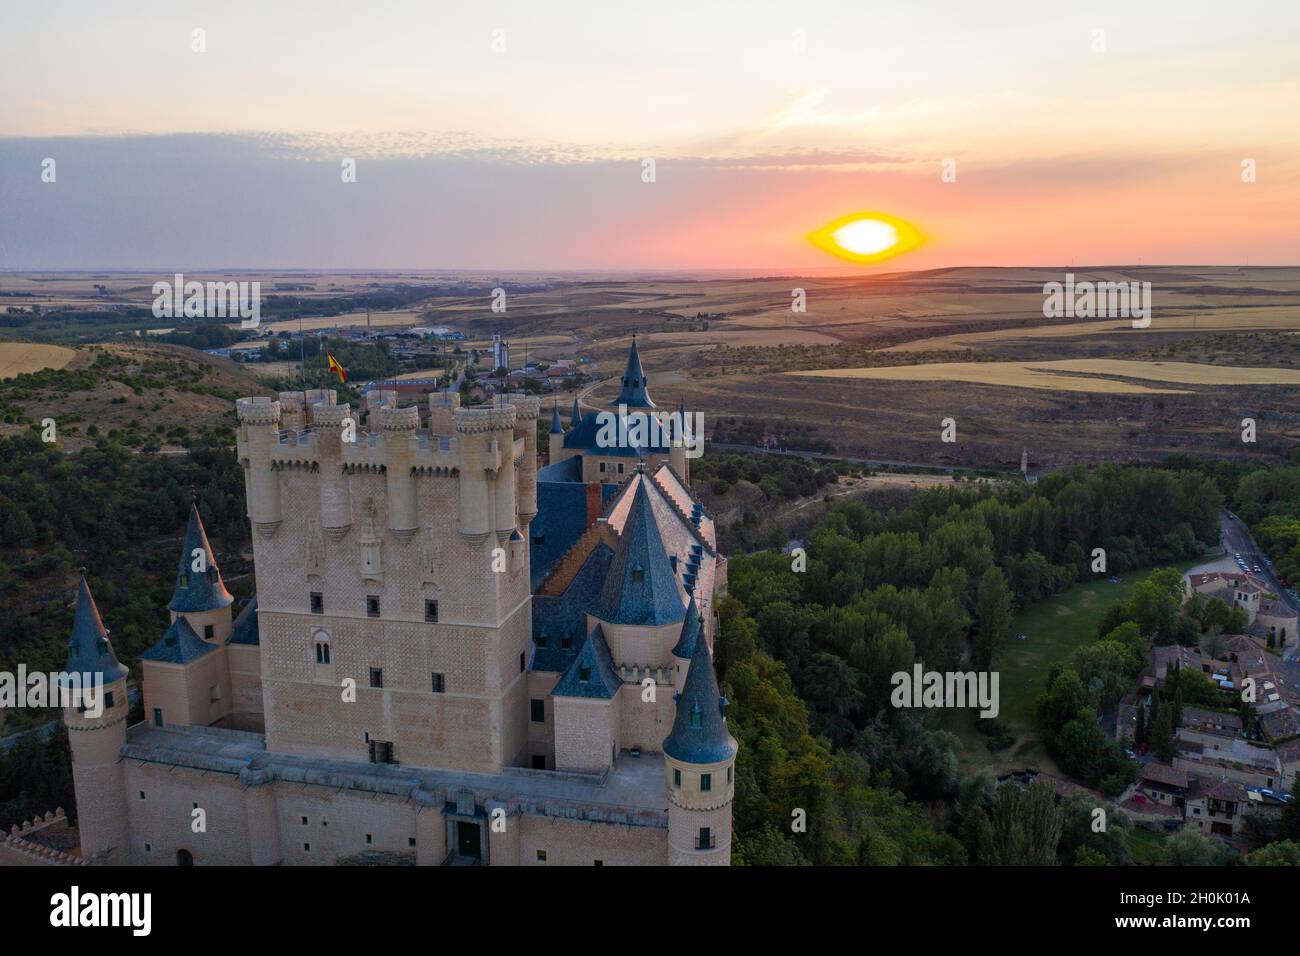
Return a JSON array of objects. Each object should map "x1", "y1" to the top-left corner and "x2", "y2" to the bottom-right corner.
[
  {"x1": 787, "y1": 359, "x2": 1300, "y2": 395},
  {"x1": 0, "y1": 342, "x2": 77, "y2": 379}
]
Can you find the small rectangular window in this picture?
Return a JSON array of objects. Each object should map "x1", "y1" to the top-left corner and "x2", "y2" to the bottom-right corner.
[
  {"x1": 727, "y1": 766, "x2": 733, "y2": 784},
  {"x1": 531, "y1": 754, "x2": 546, "y2": 770},
  {"x1": 520, "y1": 651, "x2": 526, "y2": 673},
  {"x1": 530, "y1": 699, "x2": 545, "y2": 723},
  {"x1": 153, "y1": 708, "x2": 163, "y2": 727},
  {"x1": 366, "y1": 596, "x2": 381, "y2": 618},
  {"x1": 698, "y1": 827, "x2": 712, "y2": 849},
  {"x1": 105, "y1": 691, "x2": 115, "y2": 709},
  {"x1": 139, "y1": 791, "x2": 146, "y2": 800},
  {"x1": 537, "y1": 849, "x2": 547, "y2": 862},
  {"x1": 425, "y1": 599, "x2": 439, "y2": 623},
  {"x1": 432, "y1": 673, "x2": 445, "y2": 693},
  {"x1": 370, "y1": 667, "x2": 383, "y2": 689},
  {"x1": 203, "y1": 624, "x2": 214, "y2": 640},
  {"x1": 409, "y1": 837, "x2": 417, "y2": 848},
  {"x1": 301, "y1": 816, "x2": 308, "y2": 825},
  {"x1": 701, "y1": 773, "x2": 712, "y2": 792},
  {"x1": 304, "y1": 843, "x2": 311, "y2": 852},
  {"x1": 310, "y1": 592, "x2": 323, "y2": 614},
  {"x1": 673, "y1": 768, "x2": 681, "y2": 789},
  {"x1": 365, "y1": 834, "x2": 373, "y2": 845}
]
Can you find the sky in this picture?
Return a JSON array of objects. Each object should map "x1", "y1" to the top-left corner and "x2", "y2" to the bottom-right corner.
[{"x1": 1, "y1": 0, "x2": 1298, "y2": 271}]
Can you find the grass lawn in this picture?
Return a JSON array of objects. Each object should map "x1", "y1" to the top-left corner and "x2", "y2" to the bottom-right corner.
[
  {"x1": 941, "y1": 557, "x2": 1206, "y2": 775},
  {"x1": 1126, "y1": 827, "x2": 1169, "y2": 865}
]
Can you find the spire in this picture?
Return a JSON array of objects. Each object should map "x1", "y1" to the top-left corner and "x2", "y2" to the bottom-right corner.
[
  {"x1": 591, "y1": 478, "x2": 684, "y2": 626},
  {"x1": 614, "y1": 335, "x2": 655, "y2": 409},
  {"x1": 64, "y1": 577, "x2": 129, "y2": 685},
  {"x1": 671, "y1": 595, "x2": 703, "y2": 659},
  {"x1": 169, "y1": 503, "x2": 234, "y2": 614},
  {"x1": 570, "y1": 394, "x2": 581, "y2": 429},
  {"x1": 663, "y1": 623, "x2": 736, "y2": 765},
  {"x1": 550, "y1": 402, "x2": 564, "y2": 434}
]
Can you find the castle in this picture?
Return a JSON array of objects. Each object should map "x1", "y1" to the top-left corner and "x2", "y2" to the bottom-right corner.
[{"x1": 52, "y1": 339, "x2": 734, "y2": 866}]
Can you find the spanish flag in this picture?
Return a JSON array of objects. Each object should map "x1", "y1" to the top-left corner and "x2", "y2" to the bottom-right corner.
[{"x1": 326, "y1": 351, "x2": 347, "y2": 385}]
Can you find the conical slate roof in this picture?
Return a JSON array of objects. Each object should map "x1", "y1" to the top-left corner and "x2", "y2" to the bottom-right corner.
[
  {"x1": 590, "y1": 479, "x2": 684, "y2": 627},
  {"x1": 140, "y1": 616, "x2": 219, "y2": 665},
  {"x1": 614, "y1": 336, "x2": 655, "y2": 409},
  {"x1": 663, "y1": 627, "x2": 736, "y2": 765},
  {"x1": 64, "y1": 577, "x2": 129, "y2": 685},
  {"x1": 550, "y1": 403, "x2": 564, "y2": 434},
  {"x1": 551, "y1": 625, "x2": 621, "y2": 700},
  {"x1": 671, "y1": 595, "x2": 703, "y2": 659},
  {"x1": 570, "y1": 395, "x2": 582, "y2": 428},
  {"x1": 169, "y1": 503, "x2": 233, "y2": 613}
]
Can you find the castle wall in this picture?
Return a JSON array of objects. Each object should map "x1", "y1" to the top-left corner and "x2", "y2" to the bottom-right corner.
[
  {"x1": 553, "y1": 695, "x2": 618, "y2": 774},
  {"x1": 617, "y1": 680, "x2": 675, "y2": 754},
  {"x1": 520, "y1": 814, "x2": 666, "y2": 866},
  {"x1": 124, "y1": 761, "x2": 252, "y2": 865},
  {"x1": 599, "y1": 619, "x2": 681, "y2": 672},
  {"x1": 227, "y1": 643, "x2": 264, "y2": 727},
  {"x1": 526, "y1": 672, "x2": 560, "y2": 768}
]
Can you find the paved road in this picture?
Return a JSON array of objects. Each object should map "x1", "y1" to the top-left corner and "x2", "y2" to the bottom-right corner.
[
  {"x1": 1219, "y1": 511, "x2": 1300, "y2": 661},
  {"x1": 1220, "y1": 511, "x2": 1300, "y2": 610}
]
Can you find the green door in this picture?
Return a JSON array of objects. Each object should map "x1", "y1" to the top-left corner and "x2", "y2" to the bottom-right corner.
[{"x1": 456, "y1": 821, "x2": 482, "y2": 859}]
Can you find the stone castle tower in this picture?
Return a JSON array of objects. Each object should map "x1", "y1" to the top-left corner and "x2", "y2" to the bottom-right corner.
[{"x1": 61, "y1": 578, "x2": 132, "y2": 863}]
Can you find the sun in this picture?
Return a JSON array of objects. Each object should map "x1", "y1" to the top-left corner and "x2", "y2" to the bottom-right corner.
[{"x1": 807, "y1": 212, "x2": 925, "y2": 264}]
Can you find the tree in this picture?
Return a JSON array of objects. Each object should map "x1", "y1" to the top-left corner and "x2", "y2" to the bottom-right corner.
[
  {"x1": 1151, "y1": 706, "x2": 1175, "y2": 763},
  {"x1": 980, "y1": 782, "x2": 1065, "y2": 866},
  {"x1": 974, "y1": 566, "x2": 1014, "y2": 668},
  {"x1": 1248, "y1": 841, "x2": 1300, "y2": 865},
  {"x1": 1166, "y1": 829, "x2": 1235, "y2": 866},
  {"x1": 1134, "y1": 699, "x2": 1148, "y2": 746}
]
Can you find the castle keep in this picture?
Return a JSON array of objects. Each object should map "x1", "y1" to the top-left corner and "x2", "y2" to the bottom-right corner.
[{"x1": 57, "y1": 341, "x2": 734, "y2": 866}]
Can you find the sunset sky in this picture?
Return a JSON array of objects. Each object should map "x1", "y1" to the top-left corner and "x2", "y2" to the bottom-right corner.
[{"x1": 2, "y1": 0, "x2": 1298, "y2": 271}]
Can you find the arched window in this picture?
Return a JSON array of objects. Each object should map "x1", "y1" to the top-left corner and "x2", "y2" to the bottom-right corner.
[
  {"x1": 176, "y1": 848, "x2": 193, "y2": 866},
  {"x1": 312, "y1": 627, "x2": 332, "y2": 665}
]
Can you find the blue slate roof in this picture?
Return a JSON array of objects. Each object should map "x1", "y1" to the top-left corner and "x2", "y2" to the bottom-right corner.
[
  {"x1": 570, "y1": 395, "x2": 582, "y2": 429},
  {"x1": 64, "y1": 577, "x2": 129, "y2": 685},
  {"x1": 549, "y1": 403, "x2": 563, "y2": 434},
  {"x1": 537, "y1": 454, "x2": 582, "y2": 483},
  {"x1": 169, "y1": 503, "x2": 234, "y2": 613},
  {"x1": 590, "y1": 478, "x2": 685, "y2": 627},
  {"x1": 532, "y1": 543, "x2": 614, "y2": 671},
  {"x1": 229, "y1": 598, "x2": 260, "y2": 646},
  {"x1": 531, "y1": 478, "x2": 613, "y2": 589},
  {"x1": 551, "y1": 624, "x2": 621, "y2": 699},
  {"x1": 663, "y1": 630, "x2": 737, "y2": 765},
  {"x1": 563, "y1": 409, "x2": 670, "y2": 455},
  {"x1": 140, "y1": 616, "x2": 219, "y2": 664},
  {"x1": 671, "y1": 595, "x2": 703, "y2": 659},
  {"x1": 614, "y1": 336, "x2": 655, "y2": 409}
]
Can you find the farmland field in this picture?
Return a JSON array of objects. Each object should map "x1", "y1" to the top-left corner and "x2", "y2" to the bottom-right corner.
[
  {"x1": 0, "y1": 342, "x2": 77, "y2": 379},
  {"x1": 788, "y1": 359, "x2": 1300, "y2": 394}
]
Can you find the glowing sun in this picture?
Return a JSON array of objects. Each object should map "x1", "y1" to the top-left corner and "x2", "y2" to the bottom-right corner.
[{"x1": 807, "y1": 212, "x2": 925, "y2": 264}]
